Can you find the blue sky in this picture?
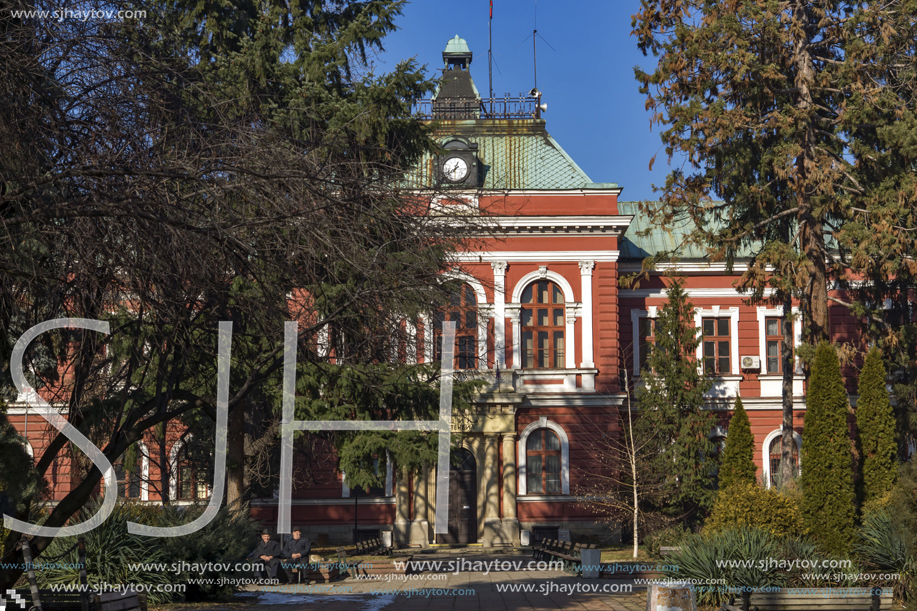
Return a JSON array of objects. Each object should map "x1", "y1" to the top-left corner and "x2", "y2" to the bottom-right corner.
[{"x1": 371, "y1": 0, "x2": 678, "y2": 202}]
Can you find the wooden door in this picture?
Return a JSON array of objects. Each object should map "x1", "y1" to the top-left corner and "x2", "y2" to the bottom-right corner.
[{"x1": 437, "y1": 449, "x2": 477, "y2": 544}]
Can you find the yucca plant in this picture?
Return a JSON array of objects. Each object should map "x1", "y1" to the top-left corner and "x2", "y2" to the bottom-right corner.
[
  {"x1": 36, "y1": 501, "x2": 174, "y2": 605},
  {"x1": 663, "y1": 526, "x2": 786, "y2": 607},
  {"x1": 856, "y1": 511, "x2": 916, "y2": 602}
]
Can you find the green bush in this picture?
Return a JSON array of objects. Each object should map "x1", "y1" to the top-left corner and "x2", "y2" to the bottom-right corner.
[
  {"x1": 719, "y1": 397, "x2": 756, "y2": 491},
  {"x1": 148, "y1": 503, "x2": 259, "y2": 601},
  {"x1": 645, "y1": 524, "x2": 690, "y2": 559},
  {"x1": 801, "y1": 342, "x2": 856, "y2": 555},
  {"x1": 35, "y1": 501, "x2": 259, "y2": 603},
  {"x1": 705, "y1": 482, "x2": 804, "y2": 539}
]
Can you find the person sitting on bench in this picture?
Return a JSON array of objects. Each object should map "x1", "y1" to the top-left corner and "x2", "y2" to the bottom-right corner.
[
  {"x1": 281, "y1": 526, "x2": 311, "y2": 583},
  {"x1": 253, "y1": 529, "x2": 281, "y2": 582}
]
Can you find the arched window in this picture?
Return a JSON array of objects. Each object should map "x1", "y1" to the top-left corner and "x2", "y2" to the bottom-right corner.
[
  {"x1": 521, "y1": 281, "x2": 565, "y2": 369},
  {"x1": 768, "y1": 435, "x2": 799, "y2": 487},
  {"x1": 526, "y1": 429, "x2": 562, "y2": 494},
  {"x1": 434, "y1": 284, "x2": 478, "y2": 369}
]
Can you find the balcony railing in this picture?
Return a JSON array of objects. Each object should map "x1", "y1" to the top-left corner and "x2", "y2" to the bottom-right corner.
[{"x1": 413, "y1": 95, "x2": 542, "y2": 120}]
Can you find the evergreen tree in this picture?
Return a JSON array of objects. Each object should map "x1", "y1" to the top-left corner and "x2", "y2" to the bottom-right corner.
[
  {"x1": 801, "y1": 342, "x2": 856, "y2": 554},
  {"x1": 635, "y1": 278, "x2": 716, "y2": 524},
  {"x1": 632, "y1": 0, "x2": 917, "y2": 492},
  {"x1": 856, "y1": 348, "x2": 898, "y2": 506},
  {"x1": 719, "y1": 398, "x2": 756, "y2": 492}
]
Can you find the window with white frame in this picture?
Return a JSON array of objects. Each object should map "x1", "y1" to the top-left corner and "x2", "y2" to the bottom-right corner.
[
  {"x1": 694, "y1": 308, "x2": 739, "y2": 376},
  {"x1": 521, "y1": 281, "x2": 566, "y2": 369},
  {"x1": 702, "y1": 318, "x2": 731, "y2": 375},
  {"x1": 518, "y1": 418, "x2": 570, "y2": 495}
]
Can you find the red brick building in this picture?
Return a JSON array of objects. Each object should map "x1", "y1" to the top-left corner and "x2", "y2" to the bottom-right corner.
[{"x1": 6, "y1": 36, "x2": 871, "y2": 547}]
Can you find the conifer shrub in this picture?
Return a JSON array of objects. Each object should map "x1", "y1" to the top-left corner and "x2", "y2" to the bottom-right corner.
[
  {"x1": 705, "y1": 482, "x2": 804, "y2": 539},
  {"x1": 856, "y1": 348, "x2": 898, "y2": 506},
  {"x1": 801, "y1": 342, "x2": 856, "y2": 555},
  {"x1": 718, "y1": 397, "x2": 756, "y2": 491}
]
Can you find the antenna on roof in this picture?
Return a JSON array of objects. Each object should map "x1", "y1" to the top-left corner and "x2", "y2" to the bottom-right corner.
[
  {"x1": 533, "y1": 0, "x2": 537, "y2": 90},
  {"x1": 488, "y1": 0, "x2": 493, "y2": 100}
]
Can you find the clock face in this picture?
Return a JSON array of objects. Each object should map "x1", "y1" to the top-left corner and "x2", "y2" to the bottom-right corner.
[{"x1": 442, "y1": 156, "x2": 469, "y2": 182}]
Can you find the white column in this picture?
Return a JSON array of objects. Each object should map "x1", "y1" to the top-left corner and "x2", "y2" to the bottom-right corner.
[
  {"x1": 507, "y1": 306, "x2": 521, "y2": 369},
  {"x1": 406, "y1": 320, "x2": 417, "y2": 365},
  {"x1": 565, "y1": 310, "x2": 576, "y2": 369},
  {"x1": 491, "y1": 262, "x2": 507, "y2": 369},
  {"x1": 578, "y1": 261, "x2": 595, "y2": 368}
]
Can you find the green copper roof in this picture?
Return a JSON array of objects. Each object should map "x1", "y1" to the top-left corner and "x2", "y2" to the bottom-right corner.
[
  {"x1": 443, "y1": 35, "x2": 471, "y2": 55},
  {"x1": 619, "y1": 201, "x2": 767, "y2": 261},
  {"x1": 409, "y1": 120, "x2": 595, "y2": 190},
  {"x1": 618, "y1": 201, "x2": 706, "y2": 259}
]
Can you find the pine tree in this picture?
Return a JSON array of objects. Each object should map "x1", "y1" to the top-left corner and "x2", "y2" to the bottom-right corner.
[
  {"x1": 719, "y1": 398, "x2": 756, "y2": 492},
  {"x1": 801, "y1": 342, "x2": 856, "y2": 554},
  {"x1": 635, "y1": 278, "x2": 716, "y2": 524},
  {"x1": 856, "y1": 348, "x2": 898, "y2": 506}
]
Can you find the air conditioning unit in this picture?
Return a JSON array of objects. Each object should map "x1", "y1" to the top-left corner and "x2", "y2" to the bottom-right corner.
[{"x1": 741, "y1": 355, "x2": 761, "y2": 370}]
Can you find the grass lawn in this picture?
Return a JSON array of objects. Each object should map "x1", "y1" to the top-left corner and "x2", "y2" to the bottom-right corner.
[{"x1": 599, "y1": 544, "x2": 654, "y2": 563}]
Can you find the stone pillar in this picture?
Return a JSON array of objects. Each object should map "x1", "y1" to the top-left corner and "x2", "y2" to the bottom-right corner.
[
  {"x1": 394, "y1": 468, "x2": 411, "y2": 546},
  {"x1": 481, "y1": 434, "x2": 501, "y2": 547},
  {"x1": 506, "y1": 305, "x2": 521, "y2": 370},
  {"x1": 491, "y1": 261, "x2": 508, "y2": 369},
  {"x1": 501, "y1": 433, "x2": 520, "y2": 544},
  {"x1": 409, "y1": 465, "x2": 430, "y2": 547},
  {"x1": 579, "y1": 260, "x2": 595, "y2": 368}
]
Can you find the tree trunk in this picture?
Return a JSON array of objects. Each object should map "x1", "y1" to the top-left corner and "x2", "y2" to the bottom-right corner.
[
  {"x1": 159, "y1": 429, "x2": 171, "y2": 505},
  {"x1": 792, "y1": 0, "x2": 830, "y2": 345},
  {"x1": 781, "y1": 295, "x2": 796, "y2": 487},
  {"x1": 226, "y1": 403, "x2": 245, "y2": 509}
]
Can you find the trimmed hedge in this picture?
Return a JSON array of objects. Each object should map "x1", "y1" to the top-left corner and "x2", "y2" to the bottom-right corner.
[{"x1": 706, "y1": 482, "x2": 804, "y2": 539}]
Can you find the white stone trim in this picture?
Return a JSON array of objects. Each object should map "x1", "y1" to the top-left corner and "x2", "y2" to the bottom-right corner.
[
  {"x1": 761, "y1": 427, "x2": 802, "y2": 489},
  {"x1": 579, "y1": 261, "x2": 595, "y2": 368},
  {"x1": 694, "y1": 307, "x2": 740, "y2": 375},
  {"x1": 518, "y1": 417, "x2": 570, "y2": 496},
  {"x1": 450, "y1": 251, "x2": 620, "y2": 263},
  {"x1": 491, "y1": 262, "x2": 508, "y2": 369},
  {"x1": 621, "y1": 287, "x2": 775, "y2": 299}
]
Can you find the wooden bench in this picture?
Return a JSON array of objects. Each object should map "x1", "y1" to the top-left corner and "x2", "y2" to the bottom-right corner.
[
  {"x1": 14, "y1": 589, "x2": 87, "y2": 611},
  {"x1": 352, "y1": 537, "x2": 392, "y2": 557},
  {"x1": 95, "y1": 591, "x2": 145, "y2": 611},
  {"x1": 720, "y1": 587, "x2": 894, "y2": 611},
  {"x1": 532, "y1": 539, "x2": 597, "y2": 571}
]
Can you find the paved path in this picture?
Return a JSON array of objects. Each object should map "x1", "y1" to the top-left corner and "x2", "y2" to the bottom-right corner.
[{"x1": 163, "y1": 550, "x2": 647, "y2": 611}]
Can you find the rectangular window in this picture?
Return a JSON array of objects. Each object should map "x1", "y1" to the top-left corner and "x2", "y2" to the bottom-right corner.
[
  {"x1": 526, "y1": 456, "x2": 543, "y2": 493},
  {"x1": 765, "y1": 317, "x2": 785, "y2": 374},
  {"x1": 702, "y1": 318, "x2": 731, "y2": 375},
  {"x1": 638, "y1": 317, "x2": 655, "y2": 372}
]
